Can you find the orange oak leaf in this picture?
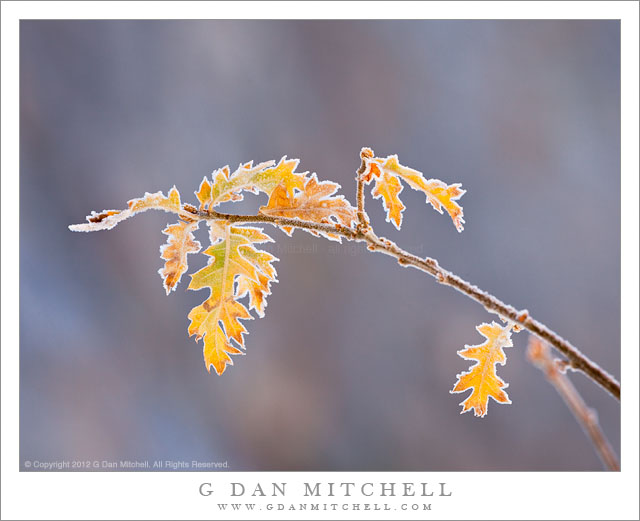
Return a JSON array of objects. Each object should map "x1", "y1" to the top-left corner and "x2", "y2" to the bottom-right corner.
[
  {"x1": 187, "y1": 225, "x2": 277, "y2": 375},
  {"x1": 362, "y1": 151, "x2": 465, "y2": 231},
  {"x1": 371, "y1": 172, "x2": 405, "y2": 229},
  {"x1": 259, "y1": 174, "x2": 356, "y2": 241},
  {"x1": 69, "y1": 187, "x2": 187, "y2": 232},
  {"x1": 158, "y1": 220, "x2": 202, "y2": 294},
  {"x1": 450, "y1": 321, "x2": 514, "y2": 417},
  {"x1": 196, "y1": 157, "x2": 306, "y2": 209}
]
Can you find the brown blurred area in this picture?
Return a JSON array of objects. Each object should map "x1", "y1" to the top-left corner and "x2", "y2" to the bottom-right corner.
[{"x1": 20, "y1": 20, "x2": 620, "y2": 471}]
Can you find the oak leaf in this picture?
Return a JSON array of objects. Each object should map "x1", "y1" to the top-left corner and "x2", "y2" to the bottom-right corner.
[
  {"x1": 196, "y1": 158, "x2": 306, "y2": 209},
  {"x1": 68, "y1": 187, "x2": 186, "y2": 232},
  {"x1": 370, "y1": 172, "x2": 405, "y2": 229},
  {"x1": 158, "y1": 220, "x2": 202, "y2": 294},
  {"x1": 187, "y1": 225, "x2": 278, "y2": 375},
  {"x1": 362, "y1": 152, "x2": 465, "y2": 231},
  {"x1": 259, "y1": 174, "x2": 356, "y2": 241},
  {"x1": 450, "y1": 321, "x2": 513, "y2": 417}
]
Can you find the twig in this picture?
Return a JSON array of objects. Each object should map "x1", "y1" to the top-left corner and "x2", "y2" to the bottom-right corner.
[
  {"x1": 355, "y1": 147, "x2": 372, "y2": 228},
  {"x1": 199, "y1": 208, "x2": 360, "y2": 239},
  {"x1": 192, "y1": 208, "x2": 620, "y2": 401},
  {"x1": 361, "y1": 229, "x2": 621, "y2": 400},
  {"x1": 180, "y1": 149, "x2": 621, "y2": 400},
  {"x1": 527, "y1": 336, "x2": 619, "y2": 471}
]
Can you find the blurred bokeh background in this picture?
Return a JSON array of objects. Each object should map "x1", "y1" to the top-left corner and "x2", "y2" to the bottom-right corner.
[{"x1": 20, "y1": 20, "x2": 620, "y2": 471}]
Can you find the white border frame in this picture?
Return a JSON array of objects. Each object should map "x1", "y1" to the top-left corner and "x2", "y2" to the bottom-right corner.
[{"x1": 2, "y1": 2, "x2": 638, "y2": 519}]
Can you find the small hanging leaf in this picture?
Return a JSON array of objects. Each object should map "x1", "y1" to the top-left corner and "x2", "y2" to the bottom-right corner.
[
  {"x1": 451, "y1": 321, "x2": 514, "y2": 417},
  {"x1": 158, "y1": 220, "x2": 201, "y2": 294}
]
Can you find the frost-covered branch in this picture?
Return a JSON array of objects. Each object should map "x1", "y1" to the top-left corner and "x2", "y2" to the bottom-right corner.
[
  {"x1": 69, "y1": 147, "x2": 620, "y2": 404},
  {"x1": 358, "y1": 229, "x2": 620, "y2": 400},
  {"x1": 196, "y1": 207, "x2": 359, "y2": 240},
  {"x1": 195, "y1": 209, "x2": 620, "y2": 401}
]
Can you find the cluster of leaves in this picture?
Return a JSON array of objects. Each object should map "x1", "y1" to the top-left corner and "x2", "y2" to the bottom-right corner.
[
  {"x1": 70, "y1": 148, "x2": 514, "y2": 417},
  {"x1": 70, "y1": 158, "x2": 357, "y2": 375},
  {"x1": 360, "y1": 148, "x2": 465, "y2": 232}
]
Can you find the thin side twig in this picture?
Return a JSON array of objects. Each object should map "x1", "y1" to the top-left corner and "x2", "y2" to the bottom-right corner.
[{"x1": 527, "y1": 336, "x2": 619, "y2": 471}]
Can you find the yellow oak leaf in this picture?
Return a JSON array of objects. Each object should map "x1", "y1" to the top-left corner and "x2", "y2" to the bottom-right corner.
[
  {"x1": 158, "y1": 220, "x2": 202, "y2": 294},
  {"x1": 187, "y1": 225, "x2": 277, "y2": 375},
  {"x1": 69, "y1": 187, "x2": 186, "y2": 232},
  {"x1": 362, "y1": 152, "x2": 465, "y2": 231},
  {"x1": 196, "y1": 157, "x2": 306, "y2": 209},
  {"x1": 259, "y1": 174, "x2": 356, "y2": 241},
  {"x1": 450, "y1": 321, "x2": 513, "y2": 417}
]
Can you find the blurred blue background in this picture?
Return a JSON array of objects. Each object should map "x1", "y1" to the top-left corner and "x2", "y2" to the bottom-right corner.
[{"x1": 20, "y1": 20, "x2": 620, "y2": 471}]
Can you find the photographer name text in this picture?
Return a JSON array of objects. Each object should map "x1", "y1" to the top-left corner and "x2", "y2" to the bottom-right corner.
[{"x1": 199, "y1": 481, "x2": 452, "y2": 498}]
